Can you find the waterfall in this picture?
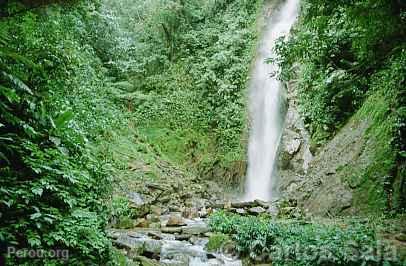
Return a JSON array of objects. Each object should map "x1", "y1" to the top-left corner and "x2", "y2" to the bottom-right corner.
[{"x1": 244, "y1": 0, "x2": 300, "y2": 201}]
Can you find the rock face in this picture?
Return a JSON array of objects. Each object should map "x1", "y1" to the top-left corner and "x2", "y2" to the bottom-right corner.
[{"x1": 277, "y1": 76, "x2": 401, "y2": 216}]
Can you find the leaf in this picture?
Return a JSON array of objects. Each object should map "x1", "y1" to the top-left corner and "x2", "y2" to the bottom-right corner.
[
  {"x1": 1, "y1": 71, "x2": 33, "y2": 95},
  {"x1": 53, "y1": 110, "x2": 74, "y2": 129},
  {"x1": 32, "y1": 187, "x2": 43, "y2": 196},
  {"x1": 0, "y1": 85, "x2": 20, "y2": 103}
]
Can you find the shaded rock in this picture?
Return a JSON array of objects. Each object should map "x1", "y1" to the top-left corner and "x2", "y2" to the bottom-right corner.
[
  {"x1": 248, "y1": 206, "x2": 266, "y2": 215},
  {"x1": 254, "y1": 199, "x2": 270, "y2": 208},
  {"x1": 175, "y1": 234, "x2": 191, "y2": 241}
]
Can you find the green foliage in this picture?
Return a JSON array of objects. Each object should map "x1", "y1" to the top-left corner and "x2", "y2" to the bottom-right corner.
[
  {"x1": 206, "y1": 233, "x2": 231, "y2": 252},
  {"x1": 209, "y1": 212, "x2": 404, "y2": 265},
  {"x1": 0, "y1": 1, "x2": 130, "y2": 264},
  {"x1": 101, "y1": 0, "x2": 263, "y2": 179},
  {"x1": 276, "y1": 0, "x2": 406, "y2": 144}
]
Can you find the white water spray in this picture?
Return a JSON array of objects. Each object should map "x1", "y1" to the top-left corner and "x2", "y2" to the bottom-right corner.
[{"x1": 244, "y1": 0, "x2": 299, "y2": 201}]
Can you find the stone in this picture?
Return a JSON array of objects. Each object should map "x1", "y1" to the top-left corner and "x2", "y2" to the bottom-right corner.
[
  {"x1": 235, "y1": 208, "x2": 247, "y2": 215},
  {"x1": 166, "y1": 213, "x2": 186, "y2": 227},
  {"x1": 175, "y1": 234, "x2": 191, "y2": 241},
  {"x1": 248, "y1": 206, "x2": 266, "y2": 215},
  {"x1": 144, "y1": 239, "x2": 162, "y2": 255},
  {"x1": 146, "y1": 214, "x2": 160, "y2": 223},
  {"x1": 161, "y1": 227, "x2": 182, "y2": 234},
  {"x1": 149, "y1": 222, "x2": 161, "y2": 229},
  {"x1": 181, "y1": 224, "x2": 209, "y2": 235},
  {"x1": 127, "y1": 192, "x2": 145, "y2": 206},
  {"x1": 134, "y1": 218, "x2": 150, "y2": 228},
  {"x1": 254, "y1": 199, "x2": 270, "y2": 208},
  {"x1": 231, "y1": 201, "x2": 256, "y2": 208},
  {"x1": 182, "y1": 207, "x2": 199, "y2": 219},
  {"x1": 286, "y1": 138, "x2": 301, "y2": 155},
  {"x1": 150, "y1": 205, "x2": 162, "y2": 216}
]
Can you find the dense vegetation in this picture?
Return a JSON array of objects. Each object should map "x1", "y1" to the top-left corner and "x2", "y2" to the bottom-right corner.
[
  {"x1": 0, "y1": 0, "x2": 262, "y2": 264},
  {"x1": 210, "y1": 211, "x2": 404, "y2": 265},
  {"x1": 276, "y1": 0, "x2": 406, "y2": 212}
]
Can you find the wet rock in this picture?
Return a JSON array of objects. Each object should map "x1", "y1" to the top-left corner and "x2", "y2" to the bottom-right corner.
[
  {"x1": 166, "y1": 213, "x2": 186, "y2": 227},
  {"x1": 146, "y1": 214, "x2": 160, "y2": 223},
  {"x1": 114, "y1": 235, "x2": 144, "y2": 251},
  {"x1": 147, "y1": 231, "x2": 163, "y2": 240},
  {"x1": 254, "y1": 199, "x2": 269, "y2": 208},
  {"x1": 230, "y1": 201, "x2": 256, "y2": 208},
  {"x1": 175, "y1": 234, "x2": 191, "y2": 241},
  {"x1": 144, "y1": 239, "x2": 162, "y2": 255},
  {"x1": 248, "y1": 206, "x2": 266, "y2": 215}
]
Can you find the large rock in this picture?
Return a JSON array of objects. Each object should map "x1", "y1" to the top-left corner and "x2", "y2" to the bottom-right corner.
[
  {"x1": 248, "y1": 206, "x2": 266, "y2": 215},
  {"x1": 166, "y1": 213, "x2": 186, "y2": 227},
  {"x1": 181, "y1": 224, "x2": 209, "y2": 235}
]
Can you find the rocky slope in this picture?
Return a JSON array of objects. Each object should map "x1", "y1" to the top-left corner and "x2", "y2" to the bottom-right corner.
[{"x1": 277, "y1": 79, "x2": 405, "y2": 216}]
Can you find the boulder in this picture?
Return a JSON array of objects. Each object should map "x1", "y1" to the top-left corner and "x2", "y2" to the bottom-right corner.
[
  {"x1": 248, "y1": 206, "x2": 266, "y2": 215},
  {"x1": 161, "y1": 227, "x2": 182, "y2": 234},
  {"x1": 166, "y1": 213, "x2": 186, "y2": 227},
  {"x1": 182, "y1": 224, "x2": 209, "y2": 235}
]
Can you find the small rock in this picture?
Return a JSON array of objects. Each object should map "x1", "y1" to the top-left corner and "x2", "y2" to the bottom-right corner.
[
  {"x1": 235, "y1": 208, "x2": 247, "y2": 215},
  {"x1": 146, "y1": 214, "x2": 160, "y2": 223},
  {"x1": 166, "y1": 213, "x2": 186, "y2": 227},
  {"x1": 127, "y1": 192, "x2": 145, "y2": 206},
  {"x1": 248, "y1": 206, "x2": 266, "y2": 215},
  {"x1": 286, "y1": 138, "x2": 301, "y2": 155}
]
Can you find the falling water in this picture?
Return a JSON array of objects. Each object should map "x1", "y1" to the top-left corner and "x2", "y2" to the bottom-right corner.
[{"x1": 244, "y1": 0, "x2": 300, "y2": 201}]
